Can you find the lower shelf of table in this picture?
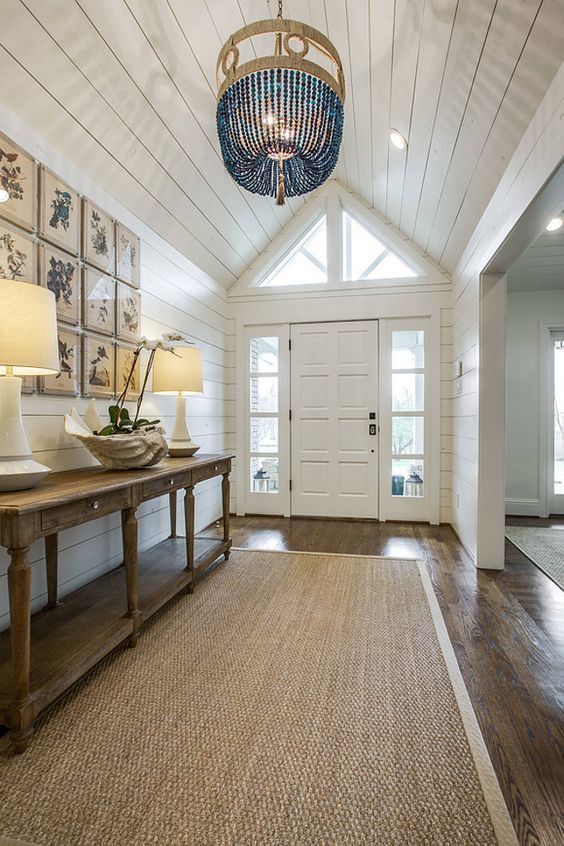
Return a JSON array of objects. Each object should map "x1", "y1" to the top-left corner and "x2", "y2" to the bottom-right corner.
[{"x1": 0, "y1": 535, "x2": 230, "y2": 724}]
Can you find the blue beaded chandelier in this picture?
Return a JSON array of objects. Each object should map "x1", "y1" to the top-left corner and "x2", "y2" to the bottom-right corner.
[{"x1": 216, "y1": 1, "x2": 345, "y2": 206}]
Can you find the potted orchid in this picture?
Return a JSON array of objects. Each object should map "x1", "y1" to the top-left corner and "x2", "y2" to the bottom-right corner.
[{"x1": 64, "y1": 333, "x2": 188, "y2": 470}]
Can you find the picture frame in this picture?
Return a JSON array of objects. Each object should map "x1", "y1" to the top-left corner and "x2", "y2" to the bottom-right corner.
[
  {"x1": 0, "y1": 132, "x2": 36, "y2": 232},
  {"x1": 0, "y1": 222, "x2": 36, "y2": 283},
  {"x1": 40, "y1": 327, "x2": 80, "y2": 397},
  {"x1": 83, "y1": 268, "x2": 116, "y2": 336},
  {"x1": 115, "y1": 222, "x2": 140, "y2": 288},
  {"x1": 21, "y1": 377, "x2": 36, "y2": 395},
  {"x1": 39, "y1": 242, "x2": 80, "y2": 325},
  {"x1": 38, "y1": 166, "x2": 80, "y2": 255},
  {"x1": 82, "y1": 333, "x2": 115, "y2": 398},
  {"x1": 117, "y1": 281, "x2": 141, "y2": 342},
  {"x1": 116, "y1": 343, "x2": 141, "y2": 400},
  {"x1": 83, "y1": 198, "x2": 115, "y2": 274}
]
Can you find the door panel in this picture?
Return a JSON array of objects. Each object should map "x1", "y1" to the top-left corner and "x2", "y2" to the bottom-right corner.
[{"x1": 291, "y1": 321, "x2": 379, "y2": 518}]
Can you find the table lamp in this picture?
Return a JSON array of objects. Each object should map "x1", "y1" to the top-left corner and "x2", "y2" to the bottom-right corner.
[
  {"x1": 0, "y1": 279, "x2": 59, "y2": 490},
  {"x1": 152, "y1": 345, "x2": 204, "y2": 456}
]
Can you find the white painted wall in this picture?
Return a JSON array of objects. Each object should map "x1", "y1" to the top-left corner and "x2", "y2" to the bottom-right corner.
[
  {"x1": 0, "y1": 105, "x2": 235, "y2": 631},
  {"x1": 449, "y1": 64, "x2": 564, "y2": 565},
  {"x1": 506, "y1": 290, "x2": 564, "y2": 516}
]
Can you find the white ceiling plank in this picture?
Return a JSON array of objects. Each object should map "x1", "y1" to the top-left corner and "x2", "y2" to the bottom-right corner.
[
  {"x1": 23, "y1": 0, "x2": 264, "y2": 267},
  {"x1": 411, "y1": 0, "x2": 498, "y2": 256},
  {"x1": 369, "y1": 0, "x2": 395, "y2": 214},
  {"x1": 385, "y1": 0, "x2": 424, "y2": 228},
  {"x1": 439, "y1": 0, "x2": 564, "y2": 270},
  {"x1": 345, "y1": 0, "x2": 373, "y2": 202},
  {"x1": 0, "y1": 47, "x2": 236, "y2": 286},
  {"x1": 323, "y1": 0, "x2": 361, "y2": 195},
  {"x1": 424, "y1": 0, "x2": 545, "y2": 266},
  {"x1": 7, "y1": 0, "x2": 248, "y2": 277},
  {"x1": 398, "y1": 0, "x2": 459, "y2": 237},
  {"x1": 167, "y1": 0, "x2": 289, "y2": 240},
  {"x1": 127, "y1": 0, "x2": 286, "y2": 247}
]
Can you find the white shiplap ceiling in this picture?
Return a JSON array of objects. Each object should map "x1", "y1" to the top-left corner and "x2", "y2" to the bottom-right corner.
[
  {"x1": 0, "y1": 0, "x2": 562, "y2": 288},
  {"x1": 508, "y1": 225, "x2": 564, "y2": 291}
]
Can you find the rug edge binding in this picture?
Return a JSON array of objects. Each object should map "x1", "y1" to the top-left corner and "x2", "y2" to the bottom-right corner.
[{"x1": 417, "y1": 561, "x2": 520, "y2": 846}]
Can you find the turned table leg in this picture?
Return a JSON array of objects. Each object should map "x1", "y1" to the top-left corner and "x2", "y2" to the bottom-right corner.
[
  {"x1": 44, "y1": 533, "x2": 59, "y2": 609},
  {"x1": 7, "y1": 546, "x2": 33, "y2": 753},
  {"x1": 169, "y1": 490, "x2": 177, "y2": 538},
  {"x1": 222, "y1": 472, "x2": 231, "y2": 561},
  {"x1": 183, "y1": 485, "x2": 195, "y2": 592},
  {"x1": 122, "y1": 507, "x2": 141, "y2": 647}
]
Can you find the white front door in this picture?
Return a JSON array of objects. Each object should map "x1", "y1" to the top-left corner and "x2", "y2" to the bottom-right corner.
[{"x1": 290, "y1": 321, "x2": 379, "y2": 518}]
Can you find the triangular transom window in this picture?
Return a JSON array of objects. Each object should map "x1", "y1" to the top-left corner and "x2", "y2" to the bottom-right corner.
[
  {"x1": 260, "y1": 216, "x2": 327, "y2": 287},
  {"x1": 342, "y1": 211, "x2": 417, "y2": 281}
]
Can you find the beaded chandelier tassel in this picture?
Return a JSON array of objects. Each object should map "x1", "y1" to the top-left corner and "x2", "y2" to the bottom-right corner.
[{"x1": 216, "y1": 3, "x2": 345, "y2": 204}]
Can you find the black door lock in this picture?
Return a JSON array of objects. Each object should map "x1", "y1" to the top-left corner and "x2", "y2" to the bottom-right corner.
[{"x1": 369, "y1": 424, "x2": 377, "y2": 436}]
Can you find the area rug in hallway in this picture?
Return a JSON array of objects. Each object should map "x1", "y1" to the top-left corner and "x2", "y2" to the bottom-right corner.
[
  {"x1": 0, "y1": 549, "x2": 517, "y2": 846},
  {"x1": 506, "y1": 525, "x2": 564, "y2": 590}
]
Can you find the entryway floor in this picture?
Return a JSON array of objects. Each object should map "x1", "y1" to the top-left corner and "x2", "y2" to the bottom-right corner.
[{"x1": 200, "y1": 515, "x2": 564, "y2": 846}]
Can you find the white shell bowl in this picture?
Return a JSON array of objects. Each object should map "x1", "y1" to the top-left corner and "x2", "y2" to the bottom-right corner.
[{"x1": 64, "y1": 410, "x2": 169, "y2": 470}]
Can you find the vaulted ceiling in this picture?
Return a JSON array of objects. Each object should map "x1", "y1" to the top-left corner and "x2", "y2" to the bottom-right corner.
[{"x1": 1, "y1": 0, "x2": 562, "y2": 288}]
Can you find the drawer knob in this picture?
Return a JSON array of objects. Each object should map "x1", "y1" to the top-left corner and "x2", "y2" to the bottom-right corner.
[
  {"x1": 90, "y1": 499, "x2": 100, "y2": 511},
  {"x1": 213, "y1": 465, "x2": 218, "y2": 471},
  {"x1": 168, "y1": 478, "x2": 175, "y2": 486}
]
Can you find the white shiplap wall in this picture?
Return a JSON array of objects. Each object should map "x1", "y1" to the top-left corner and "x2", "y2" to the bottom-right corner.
[
  {"x1": 0, "y1": 104, "x2": 235, "y2": 631},
  {"x1": 449, "y1": 64, "x2": 564, "y2": 563}
]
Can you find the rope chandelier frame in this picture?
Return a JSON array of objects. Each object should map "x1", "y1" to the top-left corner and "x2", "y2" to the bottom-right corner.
[{"x1": 216, "y1": 2, "x2": 346, "y2": 206}]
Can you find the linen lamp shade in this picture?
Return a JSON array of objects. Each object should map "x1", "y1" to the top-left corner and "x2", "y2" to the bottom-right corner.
[
  {"x1": 152, "y1": 346, "x2": 204, "y2": 396},
  {"x1": 0, "y1": 279, "x2": 59, "y2": 491},
  {"x1": 152, "y1": 346, "x2": 204, "y2": 457},
  {"x1": 0, "y1": 279, "x2": 59, "y2": 375}
]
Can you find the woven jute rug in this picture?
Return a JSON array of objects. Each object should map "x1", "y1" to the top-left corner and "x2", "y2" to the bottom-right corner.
[
  {"x1": 506, "y1": 525, "x2": 564, "y2": 590},
  {"x1": 0, "y1": 549, "x2": 517, "y2": 846}
]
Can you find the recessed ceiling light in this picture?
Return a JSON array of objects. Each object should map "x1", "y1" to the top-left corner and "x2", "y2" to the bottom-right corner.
[
  {"x1": 546, "y1": 217, "x2": 563, "y2": 232},
  {"x1": 390, "y1": 129, "x2": 407, "y2": 151},
  {"x1": 0, "y1": 189, "x2": 9, "y2": 203}
]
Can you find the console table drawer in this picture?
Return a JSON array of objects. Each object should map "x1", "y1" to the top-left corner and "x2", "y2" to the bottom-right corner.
[
  {"x1": 192, "y1": 460, "x2": 229, "y2": 485},
  {"x1": 41, "y1": 489, "x2": 131, "y2": 532},
  {"x1": 142, "y1": 473, "x2": 188, "y2": 500}
]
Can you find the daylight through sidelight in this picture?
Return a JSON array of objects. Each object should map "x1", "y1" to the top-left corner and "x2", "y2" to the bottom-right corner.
[{"x1": 216, "y1": 0, "x2": 345, "y2": 205}]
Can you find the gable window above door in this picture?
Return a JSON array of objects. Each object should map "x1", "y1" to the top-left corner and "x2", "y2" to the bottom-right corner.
[
  {"x1": 342, "y1": 211, "x2": 417, "y2": 281},
  {"x1": 245, "y1": 186, "x2": 435, "y2": 295}
]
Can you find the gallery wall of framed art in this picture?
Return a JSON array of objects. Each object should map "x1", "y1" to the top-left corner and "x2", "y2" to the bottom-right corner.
[{"x1": 0, "y1": 129, "x2": 142, "y2": 398}]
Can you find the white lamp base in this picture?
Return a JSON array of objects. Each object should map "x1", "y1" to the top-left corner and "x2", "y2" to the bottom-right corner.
[
  {"x1": 168, "y1": 394, "x2": 200, "y2": 457},
  {"x1": 0, "y1": 375, "x2": 51, "y2": 491},
  {"x1": 0, "y1": 458, "x2": 51, "y2": 491},
  {"x1": 168, "y1": 440, "x2": 201, "y2": 458}
]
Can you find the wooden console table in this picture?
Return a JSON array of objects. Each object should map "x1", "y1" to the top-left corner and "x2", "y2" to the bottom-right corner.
[{"x1": 0, "y1": 452, "x2": 234, "y2": 753}]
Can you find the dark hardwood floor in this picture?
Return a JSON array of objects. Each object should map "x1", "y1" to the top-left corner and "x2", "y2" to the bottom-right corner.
[{"x1": 201, "y1": 515, "x2": 564, "y2": 846}]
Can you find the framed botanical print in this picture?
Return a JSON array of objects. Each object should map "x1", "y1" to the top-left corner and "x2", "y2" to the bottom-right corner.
[
  {"x1": 116, "y1": 343, "x2": 141, "y2": 399},
  {"x1": 115, "y1": 223, "x2": 140, "y2": 287},
  {"x1": 83, "y1": 199, "x2": 115, "y2": 273},
  {"x1": 0, "y1": 222, "x2": 36, "y2": 283},
  {"x1": 83, "y1": 333, "x2": 115, "y2": 398},
  {"x1": 83, "y1": 268, "x2": 115, "y2": 335},
  {"x1": 40, "y1": 327, "x2": 80, "y2": 396},
  {"x1": 39, "y1": 243, "x2": 80, "y2": 325},
  {"x1": 21, "y1": 377, "x2": 36, "y2": 395},
  {"x1": 0, "y1": 133, "x2": 36, "y2": 232},
  {"x1": 117, "y1": 282, "x2": 140, "y2": 342},
  {"x1": 39, "y1": 166, "x2": 80, "y2": 255}
]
